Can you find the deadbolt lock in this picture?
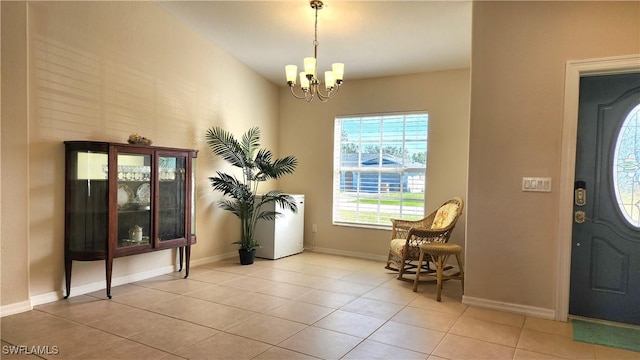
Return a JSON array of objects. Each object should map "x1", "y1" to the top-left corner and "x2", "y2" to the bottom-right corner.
[{"x1": 575, "y1": 211, "x2": 586, "y2": 224}]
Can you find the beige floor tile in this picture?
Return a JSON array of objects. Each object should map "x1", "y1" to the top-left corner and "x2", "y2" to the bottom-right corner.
[
  {"x1": 340, "y1": 271, "x2": 397, "y2": 286},
  {"x1": 202, "y1": 261, "x2": 266, "y2": 275},
  {"x1": 216, "y1": 291, "x2": 291, "y2": 312},
  {"x1": 391, "y1": 306, "x2": 459, "y2": 332},
  {"x1": 85, "y1": 283, "x2": 146, "y2": 299},
  {"x1": 524, "y1": 316, "x2": 572, "y2": 337},
  {"x1": 128, "y1": 319, "x2": 219, "y2": 353},
  {"x1": 463, "y1": 306, "x2": 526, "y2": 328},
  {"x1": 218, "y1": 275, "x2": 278, "y2": 291},
  {"x1": 0, "y1": 340, "x2": 43, "y2": 359},
  {"x1": 1, "y1": 310, "x2": 81, "y2": 344},
  {"x1": 313, "y1": 310, "x2": 386, "y2": 338},
  {"x1": 33, "y1": 295, "x2": 98, "y2": 314},
  {"x1": 518, "y1": 328, "x2": 596, "y2": 359},
  {"x1": 256, "y1": 282, "x2": 315, "y2": 299},
  {"x1": 175, "y1": 332, "x2": 271, "y2": 360},
  {"x1": 319, "y1": 279, "x2": 376, "y2": 297},
  {"x1": 594, "y1": 344, "x2": 640, "y2": 360},
  {"x1": 408, "y1": 294, "x2": 467, "y2": 316},
  {"x1": 86, "y1": 307, "x2": 173, "y2": 337},
  {"x1": 433, "y1": 333, "x2": 515, "y2": 360},
  {"x1": 172, "y1": 300, "x2": 258, "y2": 330},
  {"x1": 449, "y1": 315, "x2": 521, "y2": 347},
  {"x1": 427, "y1": 356, "x2": 449, "y2": 360},
  {"x1": 69, "y1": 338, "x2": 170, "y2": 359},
  {"x1": 362, "y1": 285, "x2": 420, "y2": 306},
  {"x1": 183, "y1": 283, "x2": 246, "y2": 303},
  {"x1": 252, "y1": 346, "x2": 320, "y2": 359},
  {"x1": 131, "y1": 277, "x2": 213, "y2": 295},
  {"x1": 188, "y1": 269, "x2": 241, "y2": 284},
  {"x1": 22, "y1": 325, "x2": 122, "y2": 359},
  {"x1": 513, "y1": 348, "x2": 572, "y2": 359},
  {"x1": 294, "y1": 289, "x2": 357, "y2": 308},
  {"x1": 158, "y1": 355, "x2": 187, "y2": 360},
  {"x1": 278, "y1": 326, "x2": 362, "y2": 359},
  {"x1": 266, "y1": 301, "x2": 335, "y2": 324},
  {"x1": 340, "y1": 297, "x2": 404, "y2": 320},
  {"x1": 369, "y1": 321, "x2": 445, "y2": 354},
  {"x1": 226, "y1": 314, "x2": 306, "y2": 344},
  {"x1": 275, "y1": 271, "x2": 336, "y2": 289},
  {"x1": 342, "y1": 339, "x2": 428, "y2": 360},
  {"x1": 109, "y1": 287, "x2": 181, "y2": 309},
  {"x1": 298, "y1": 264, "x2": 353, "y2": 279},
  {"x1": 45, "y1": 299, "x2": 134, "y2": 325}
]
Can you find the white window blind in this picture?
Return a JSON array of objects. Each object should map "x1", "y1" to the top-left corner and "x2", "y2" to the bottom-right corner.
[{"x1": 333, "y1": 113, "x2": 428, "y2": 228}]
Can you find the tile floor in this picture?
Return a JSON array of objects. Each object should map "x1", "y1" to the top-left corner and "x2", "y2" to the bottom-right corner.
[{"x1": 2, "y1": 252, "x2": 639, "y2": 360}]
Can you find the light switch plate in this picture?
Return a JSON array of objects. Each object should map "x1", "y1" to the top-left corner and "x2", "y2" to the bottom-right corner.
[{"x1": 523, "y1": 177, "x2": 551, "y2": 192}]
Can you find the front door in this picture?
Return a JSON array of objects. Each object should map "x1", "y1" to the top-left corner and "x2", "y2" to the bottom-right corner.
[{"x1": 569, "y1": 73, "x2": 640, "y2": 325}]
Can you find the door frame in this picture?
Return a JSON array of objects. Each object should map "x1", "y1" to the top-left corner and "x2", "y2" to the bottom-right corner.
[{"x1": 556, "y1": 54, "x2": 640, "y2": 322}]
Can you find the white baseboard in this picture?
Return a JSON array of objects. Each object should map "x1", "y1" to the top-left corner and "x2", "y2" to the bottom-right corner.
[
  {"x1": 308, "y1": 246, "x2": 387, "y2": 262},
  {"x1": 0, "y1": 300, "x2": 32, "y2": 317},
  {"x1": 462, "y1": 295, "x2": 556, "y2": 320}
]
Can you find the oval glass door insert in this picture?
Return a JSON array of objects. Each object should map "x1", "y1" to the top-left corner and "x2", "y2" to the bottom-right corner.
[{"x1": 613, "y1": 103, "x2": 640, "y2": 228}]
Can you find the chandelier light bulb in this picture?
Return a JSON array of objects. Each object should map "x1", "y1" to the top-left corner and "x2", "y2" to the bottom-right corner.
[{"x1": 285, "y1": 65, "x2": 298, "y2": 84}]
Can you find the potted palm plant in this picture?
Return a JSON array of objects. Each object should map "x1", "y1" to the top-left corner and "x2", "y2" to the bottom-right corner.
[{"x1": 206, "y1": 126, "x2": 298, "y2": 265}]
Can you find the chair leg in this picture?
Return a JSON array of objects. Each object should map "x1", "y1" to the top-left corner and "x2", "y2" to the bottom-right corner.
[
  {"x1": 413, "y1": 248, "x2": 426, "y2": 292},
  {"x1": 435, "y1": 254, "x2": 449, "y2": 302}
]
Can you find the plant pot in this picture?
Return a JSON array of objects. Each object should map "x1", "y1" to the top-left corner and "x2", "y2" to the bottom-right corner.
[{"x1": 238, "y1": 248, "x2": 256, "y2": 265}]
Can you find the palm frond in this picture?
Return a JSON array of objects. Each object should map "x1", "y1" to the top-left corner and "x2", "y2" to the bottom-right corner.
[
  {"x1": 240, "y1": 127, "x2": 261, "y2": 162},
  {"x1": 217, "y1": 199, "x2": 242, "y2": 218},
  {"x1": 205, "y1": 127, "x2": 246, "y2": 168}
]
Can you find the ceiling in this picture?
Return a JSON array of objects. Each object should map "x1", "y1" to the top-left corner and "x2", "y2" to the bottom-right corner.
[{"x1": 156, "y1": 1, "x2": 472, "y2": 85}]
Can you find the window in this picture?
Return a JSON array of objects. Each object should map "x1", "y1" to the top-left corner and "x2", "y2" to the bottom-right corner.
[
  {"x1": 333, "y1": 113, "x2": 428, "y2": 228},
  {"x1": 613, "y1": 103, "x2": 640, "y2": 228}
]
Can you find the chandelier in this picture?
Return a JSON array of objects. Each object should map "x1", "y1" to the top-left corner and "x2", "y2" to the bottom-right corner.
[{"x1": 285, "y1": 0, "x2": 344, "y2": 102}]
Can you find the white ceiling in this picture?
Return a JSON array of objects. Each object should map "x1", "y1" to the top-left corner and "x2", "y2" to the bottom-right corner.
[{"x1": 157, "y1": 1, "x2": 472, "y2": 85}]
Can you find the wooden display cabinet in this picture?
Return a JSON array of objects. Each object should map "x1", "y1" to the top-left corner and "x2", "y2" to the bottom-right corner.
[{"x1": 64, "y1": 141, "x2": 198, "y2": 299}]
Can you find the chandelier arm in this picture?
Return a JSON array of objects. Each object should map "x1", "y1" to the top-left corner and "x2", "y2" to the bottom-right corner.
[{"x1": 289, "y1": 86, "x2": 309, "y2": 100}]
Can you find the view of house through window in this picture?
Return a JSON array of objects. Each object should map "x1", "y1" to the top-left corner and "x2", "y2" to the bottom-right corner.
[{"x1": 333, "y1": 113, "x2": 428, "y2": 227}]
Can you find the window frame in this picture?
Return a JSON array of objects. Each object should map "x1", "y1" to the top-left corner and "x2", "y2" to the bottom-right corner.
[{"x1": 332, "y1": 111, "x2": 428, "y2": 229}]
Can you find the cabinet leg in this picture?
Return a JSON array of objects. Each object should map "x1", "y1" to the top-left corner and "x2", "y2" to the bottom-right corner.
[
  {"x1": 64, "y1": 257, "x2": 72, "y2": 299},
  {"x1": 178, "y1": 247, "x2": 184, "y2": 272},
  {"x1": 105, "y1": 256, "x2": 113, "y2": 299},
  {"x1": 184, "y1": 245, "x2": 191, "y2": 279}
]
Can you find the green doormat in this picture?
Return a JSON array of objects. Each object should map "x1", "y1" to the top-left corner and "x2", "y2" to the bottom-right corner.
[{"x1": 572, "y1": 319, "x2": 640, "y2": 352}]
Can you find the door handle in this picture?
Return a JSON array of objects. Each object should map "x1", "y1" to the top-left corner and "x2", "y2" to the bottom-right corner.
[{"x1": 575, "y1": 211, "x2": 586, "y2": 224}]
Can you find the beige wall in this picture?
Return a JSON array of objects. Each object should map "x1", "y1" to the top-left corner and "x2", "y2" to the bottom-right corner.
[
  {"x1": 1, "y1": 1, "x2": 279, "y2": 306},
  {"x1": 468, "y1": 1, "x2": 640, "y2": 311},
  {"x1": 278, "y1": 69, "x2": 470, "y2": 258},
  {"x1": 1, "y1": 2, "x2": 31, "y2": 307}
]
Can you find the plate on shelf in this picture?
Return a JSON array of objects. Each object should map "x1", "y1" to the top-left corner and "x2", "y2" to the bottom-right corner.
[
  {"x1": 117, "y1": 184, "x2": 134, "y2": 209},
  {"x1": 136, "y1": 183, "x2": 151, "y2": 205}
]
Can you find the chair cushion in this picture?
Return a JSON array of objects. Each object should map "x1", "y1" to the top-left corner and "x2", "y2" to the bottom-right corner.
[
  {"x1": 431, "y1": 203, "x2": 459, "y2": 230},
  {"x1": 390, "y1": 238, "x2": 407, "y2": 256}
]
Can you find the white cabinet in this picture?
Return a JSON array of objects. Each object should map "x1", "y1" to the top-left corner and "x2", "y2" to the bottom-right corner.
[{"x1": 255, "y1": 194, "x2": 304, "y2": 260}]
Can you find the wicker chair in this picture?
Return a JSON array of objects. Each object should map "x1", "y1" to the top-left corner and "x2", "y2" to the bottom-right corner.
[{"x1": 385, "y1": 197, "x2": 464, "y2": 281}]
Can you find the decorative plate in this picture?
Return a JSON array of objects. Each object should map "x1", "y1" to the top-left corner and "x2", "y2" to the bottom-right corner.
[
  {"x1": 136, "y1": 183, "x2": 151, "y2": 205},
  {"x1": 117, "y1": 184, "x2": 134, "y2": 209}
]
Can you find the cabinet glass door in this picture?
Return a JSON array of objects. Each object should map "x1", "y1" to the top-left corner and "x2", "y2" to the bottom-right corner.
[
  {"x1": 117, "y1": 153, "x2": 152, "y2": 248},
  {"x1": 67, "y1": 150, "x2": 109, "y2": 252},
  {"x1": 158, "y1": 155, "x2": 186, "y2": 242}
]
